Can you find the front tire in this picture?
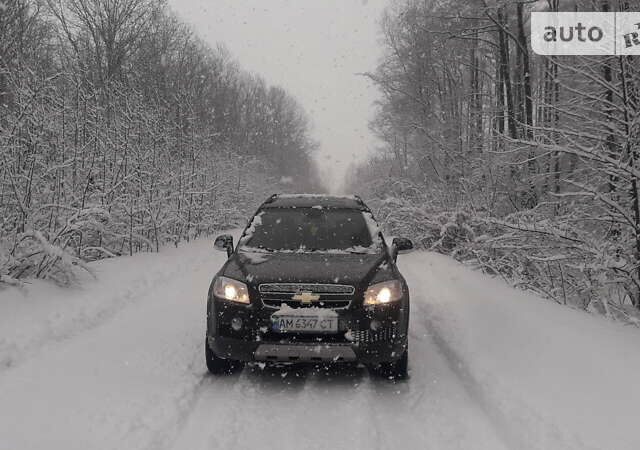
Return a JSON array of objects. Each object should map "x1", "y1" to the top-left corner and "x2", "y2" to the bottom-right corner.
[
  {"x1": 205, "y1": 337, "x2": 243, "y2": 375},
  {"x1": 372, "y1": 349, "x2": 408, "y2": 380}
]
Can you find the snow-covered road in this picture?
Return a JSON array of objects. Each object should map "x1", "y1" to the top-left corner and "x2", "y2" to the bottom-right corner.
[{"x1": 1, "y1": 237, "x2": 639, "y2": 450}]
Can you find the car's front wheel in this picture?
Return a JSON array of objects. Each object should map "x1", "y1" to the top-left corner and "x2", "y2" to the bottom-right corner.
[
  {"x1": 205, "y1": 337, "x2": 243, "y2": 375},
  {"x1": 372, "y1": 349, "x2": 408, "y2": 380}
]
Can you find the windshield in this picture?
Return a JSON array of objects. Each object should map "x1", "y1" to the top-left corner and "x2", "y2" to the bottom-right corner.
[{"x1": 239, "y1": 208, "x2": 380, "y2": 253}]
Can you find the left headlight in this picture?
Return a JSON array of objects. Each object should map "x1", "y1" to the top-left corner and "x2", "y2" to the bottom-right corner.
[
  {"x1": 213, "y1": 276, "x2": 250, "y2": 304},
  {"x1": 364, "y1": 280, "x2": 403, "y2": 306}
]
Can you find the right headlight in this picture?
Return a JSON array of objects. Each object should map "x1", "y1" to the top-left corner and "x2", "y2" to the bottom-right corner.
[
  {"x1": 364, "y1": 280, "x2": 403, "y2": 306},
  {"x1": 213, "y1": 276, "x2": 250, "y2": 304}
]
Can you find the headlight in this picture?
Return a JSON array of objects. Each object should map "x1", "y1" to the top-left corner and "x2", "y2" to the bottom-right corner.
[
  {"x1": 364, "y1": 280, "x2": 403, "y2": 305},
  {"x1": 213, "y1": 276, "x2": 250, "y2": 304}
]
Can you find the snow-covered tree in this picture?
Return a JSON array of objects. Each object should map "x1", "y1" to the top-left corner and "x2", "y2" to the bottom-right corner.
[
  {"x1": 350, "y1": 0, "x2": 640, "y2": 319},
  {"x1": 0, "y1": 0, "x2": 323, "y2": 284}
]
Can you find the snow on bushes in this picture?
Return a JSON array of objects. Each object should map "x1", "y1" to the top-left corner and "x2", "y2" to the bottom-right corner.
[
  {"x1": 0, "y1": 2, "x2": 323, "y2": 286},
  {"x1": 365, "y1": 192, "x2": 639, "y2": 324}
]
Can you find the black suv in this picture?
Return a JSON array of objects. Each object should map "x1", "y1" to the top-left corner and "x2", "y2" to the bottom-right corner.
[{"x1": 206, "y1": 194, "x2": 413, "y2": 378}]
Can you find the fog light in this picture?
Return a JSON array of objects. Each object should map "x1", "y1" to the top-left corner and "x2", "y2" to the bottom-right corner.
[
  {"x1": 231, "y1": 317, "x2": 243, "y2": 331},
  {"x1": 370, "y1": 320, "x2": 381, "y2": 331}
]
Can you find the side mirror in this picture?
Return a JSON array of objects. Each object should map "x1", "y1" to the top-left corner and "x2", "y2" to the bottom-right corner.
[
  {"x1": 392, "y1": 237, "x2": 413, "y2": 261},
  {"x1": 214, "y1": 234, "x2": 234, "y2": 257}
]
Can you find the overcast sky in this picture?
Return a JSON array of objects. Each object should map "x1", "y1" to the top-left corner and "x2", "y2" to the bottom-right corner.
[{"x1": 167, "y1": 0, "x2": 389, "y2": 192}]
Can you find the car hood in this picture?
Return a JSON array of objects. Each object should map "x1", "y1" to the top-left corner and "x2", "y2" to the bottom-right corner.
[{"x1": 222, "y1": 250, "x2": 390, "y2": 286}]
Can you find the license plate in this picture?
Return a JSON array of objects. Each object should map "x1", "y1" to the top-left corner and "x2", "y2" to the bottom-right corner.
[{"x1": 271, "y1": 312, "x2": 338, "y2": 333}]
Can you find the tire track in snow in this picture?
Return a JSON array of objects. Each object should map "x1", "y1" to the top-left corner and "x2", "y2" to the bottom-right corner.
[
  {"x1": 403, "y1": 254, "x2": 600, "y2": 450},
  {"x1": 361, "y1": 322, "x2": 507, "y2": 450},
  {"x1": 360, "y1": 373, "x2": 397, "y2": 450},
  {"x1": 142, "y1": 340, "x2": 212, "y2": 450},
  {"x1": 299, "y1": 365, "x2": 378, "y2": 450},
  {"x1": 167, "y1": 363, "x2": 312, "y2": 450},
  {"x1": 402, "y1": 252, "x2": 520, "y2": 449},
  {"x1": 402, "y1": 253, "x2": 541, "y2": 450},
  {"x1": 142, "y1": 331, "x2": 260, "y2": 450},
  {"x1": 415, "y1": 295, "x2": 598, "y2": 450},
  {"x1": 169, "y1": 362, "x2": 388, "y2": 450},
  {"x1": 414, "y1": 298, "x2": 524, "y2": 450}
]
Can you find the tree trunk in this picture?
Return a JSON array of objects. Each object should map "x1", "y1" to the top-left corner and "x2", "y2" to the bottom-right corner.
[{"x1": 497, "y1": 7, "x2": 518, "y2": 139}]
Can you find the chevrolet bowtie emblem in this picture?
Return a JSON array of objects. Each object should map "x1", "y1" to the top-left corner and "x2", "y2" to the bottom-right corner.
[{"x1": 292, "y1": 291, "x2": 320, "y2": 303}]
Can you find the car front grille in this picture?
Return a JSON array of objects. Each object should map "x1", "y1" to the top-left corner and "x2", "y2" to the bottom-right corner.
[
  {"x1": 258, "y1": 283, "x2": 355, "y2": 309},
  {"x1": 350, "y1": 325, "x2": 399, "y2": 344}
]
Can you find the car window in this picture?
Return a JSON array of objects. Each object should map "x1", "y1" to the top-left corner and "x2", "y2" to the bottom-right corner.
[{"x1": 239, "y1": 208, "x2": 380, "y2": 253}]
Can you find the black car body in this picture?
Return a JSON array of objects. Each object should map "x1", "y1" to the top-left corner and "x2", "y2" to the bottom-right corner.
[{"x1": 205, "y1": 194, "x2": 413, "y2": 378}]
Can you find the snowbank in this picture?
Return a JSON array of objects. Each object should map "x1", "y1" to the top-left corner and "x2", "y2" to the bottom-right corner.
[
  {"x1": 401, "y1": 252, "x2": 640, "y2": 450},
  {"x1": 0, "y1": 239, "x2": 215, "y2": 371}
]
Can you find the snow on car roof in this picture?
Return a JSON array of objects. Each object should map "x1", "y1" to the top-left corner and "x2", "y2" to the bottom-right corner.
[{"x1": 262, "y1": 194, "x2": 368, "y2": 210}]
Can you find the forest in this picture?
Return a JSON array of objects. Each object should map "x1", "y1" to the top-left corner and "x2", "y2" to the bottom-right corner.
[
  {"x1": 0, "y1": 0, "x2": 322, "y2": 284},
  {"x1": 4, "y1": 0, "x2": 640, "y2": 322},
  {"x1": 348, "y1": 0, "x2": 640, "y2": 319}
]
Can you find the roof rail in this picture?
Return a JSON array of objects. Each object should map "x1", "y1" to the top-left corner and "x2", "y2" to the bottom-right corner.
[
  {"x1": 352, "y1": 194, "x2": 372, "y2": 212},
  {"x1": 262, "y1": 193, "x2": 280, "y2": 205},
  {"x1": 353, "y1": 194, "x2": 366, "y2": 205}
]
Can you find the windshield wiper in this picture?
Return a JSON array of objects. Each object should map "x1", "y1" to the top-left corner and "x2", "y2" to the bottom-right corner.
[{"x1": 256, "y1": 246, "x2": 276, "y2": 252}]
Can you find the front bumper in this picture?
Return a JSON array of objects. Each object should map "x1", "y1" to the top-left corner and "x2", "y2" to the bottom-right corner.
[
  {"x1": 207, "y1": 297, "x2": 408, "y2": 365},
  {"x1": 209, "y1": 335, "x2": 406, "y2": 364}
]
